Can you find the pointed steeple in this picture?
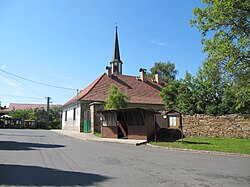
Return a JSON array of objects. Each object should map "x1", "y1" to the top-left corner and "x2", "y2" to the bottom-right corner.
[
  {"x1": 112, "y1": 26, "x2": 121, "y2": 61},
  {"x1": 110, "y1": 26, "x2": 123, "y2": 75}
]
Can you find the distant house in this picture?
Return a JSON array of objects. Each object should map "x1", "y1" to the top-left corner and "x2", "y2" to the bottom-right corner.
[
  {"x1": 0, "y1": 103, "x2": 61, "y2": 129},
  {"x1": 62, "y1": 28, "x2": 164, "y2": 133},
  {"x1": 1, "y1": 103, "x2": 61, "y2": 113}
]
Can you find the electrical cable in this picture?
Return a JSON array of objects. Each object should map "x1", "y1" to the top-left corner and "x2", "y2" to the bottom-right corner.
[
  {"x1": 0, "y1": 69, "x2": 77, "y2": 91},
  {"x1": 0, "y1": 73, "x2": 44, "y2": 97}
]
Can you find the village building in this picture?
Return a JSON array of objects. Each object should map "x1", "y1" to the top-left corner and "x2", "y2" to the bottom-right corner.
[
  {"x1": 62, "y1": 27, "x2": 164, "y2": 133},
  {"x1": 0, "y1": 103, "x2": 61, "y2": 116},
  {"x1": 0, "y1": 103, "x2": 61, "y2": 129}
]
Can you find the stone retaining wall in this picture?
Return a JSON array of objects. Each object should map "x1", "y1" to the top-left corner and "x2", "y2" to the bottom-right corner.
[{"x1": 182, "y1": 114, "x2": 250, "y2": 138}]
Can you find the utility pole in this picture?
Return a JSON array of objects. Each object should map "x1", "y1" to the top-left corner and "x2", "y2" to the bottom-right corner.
[{"x1": 46, "y1": 97, "x2": 51, "y2": 129}]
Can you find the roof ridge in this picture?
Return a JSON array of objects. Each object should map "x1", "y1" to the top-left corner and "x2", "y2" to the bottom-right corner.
[
  {"x1": 118, "y1": 74, "x2": 136, "y2": 77},
  {"x1": 9, "y1": 103, "x2": 60, "y2": 106},
  {"x1": 78, "y1": 73, "x2": 106, "y2": 100}
]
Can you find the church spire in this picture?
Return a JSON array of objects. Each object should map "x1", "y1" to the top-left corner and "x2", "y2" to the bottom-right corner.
[
  {"x1": 110, "y1": 26, "x2": 123, "y2": 75},
  {"x1": 112, "y1": 26, "x2": 121, "y2": 61}
]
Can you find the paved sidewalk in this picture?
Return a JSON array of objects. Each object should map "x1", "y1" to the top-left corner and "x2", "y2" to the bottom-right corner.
[{"x1": 51, "y1": 129, "x2": 147, "y2": 146}]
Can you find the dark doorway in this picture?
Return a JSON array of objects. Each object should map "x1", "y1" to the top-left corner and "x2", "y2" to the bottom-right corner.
[{"x1": 117, "y1": 112, "x2": 127, "y2": 138}]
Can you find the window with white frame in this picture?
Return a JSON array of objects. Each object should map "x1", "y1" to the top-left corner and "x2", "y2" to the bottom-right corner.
[{"x1": 169, "y1": 116, "x2": 177, "y2": 127}]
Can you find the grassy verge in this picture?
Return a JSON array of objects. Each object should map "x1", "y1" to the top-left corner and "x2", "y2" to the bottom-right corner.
[
  {"x1": 93, "y1": 131, "x2": 102, "y2": 137},
  {"x1": 150, "y1": 137, "x2": 250, "y2": 155}
]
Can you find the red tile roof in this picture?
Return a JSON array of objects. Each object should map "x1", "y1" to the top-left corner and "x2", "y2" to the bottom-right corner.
[
  {"x1": 64, "y1": 73, "x2": 164, "y2": 107},
  {"x1": 4, "y1": 103, "x2": 61, "y2": 112},
  {"x1": 64, "y1": 74, "x2": 104, "y2": 106}
]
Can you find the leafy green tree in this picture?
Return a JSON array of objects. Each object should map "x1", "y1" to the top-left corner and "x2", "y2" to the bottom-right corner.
[
  {"x1": 160, "y1": 72, "x2": 196, "y2": 114},
  {"x1": 177, "y1": 72, "x2": 197, "y2": 114},
  {"x1": 34, "y1": 108, "x2": 47, "y2": 128},
  {"x1": 105, "y1": 84, "x2": 129, "y2": 110},
  {"x1": 160, "y1": 80, "x2": 180, "y2": 110},
  {"x1": 9, "y1": 109, "x2": 35, "y2": 120},
  {"x1": 34, "y1": 107, "x2": 61, "y2": 129},
  {"x1": 50, "y1": 107, "x2": 61, "y2": 128},
  {"x1": 148, "y1": 61, "x2": 179, "y2": 83},
  {"x1": 191, "y1": 0, "x2": 249, "y2": 76},
  {"x1": 194, "y1": 63, "x2": 225, "y2": 114},
  {"x1": 191, "y1": 0, "x2": 250, "y2": 113}
]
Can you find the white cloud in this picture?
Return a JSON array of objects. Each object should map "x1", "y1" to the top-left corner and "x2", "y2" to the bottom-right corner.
[
  {"x1": 43, "y1": 68, "x2": 73, "y2": 80},
  {"x1": 150, "y1": 40, "x2": 177, "y2": 48},
  {"x1": 151, "y1": 40, "x2": 166, "y2": 46}
]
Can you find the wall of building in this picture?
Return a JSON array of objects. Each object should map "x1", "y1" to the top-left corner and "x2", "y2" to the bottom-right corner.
[
  {"x1": 62, "y1": 104, "x2": 81, "y2": 132},
  {"x1": 90, "y1": 103, "x2": 103, "y2": 133},
  {"x1": 146, "y1": 111, "x2": 157, "y2": 141},
  {"x1": 182, "y1": 114, "x2": 250, "y2": 138},
  {"x1": 102, "y1": 126, "x2": 118, "y2": 138},
  {"x1": 127, "y1": 126, "x2": 147, "y2": 140}
]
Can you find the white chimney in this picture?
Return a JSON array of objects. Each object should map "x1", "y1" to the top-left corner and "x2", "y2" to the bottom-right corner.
[
  {"x1": 155, "y1": 71, "x2": 162, "y2": 84},
  {"x1": 139, "y1": 68, "x2": 147, "y2": 82},
  {"x1": 106, "y1": 66, "x2": 111, "y2": 77}
]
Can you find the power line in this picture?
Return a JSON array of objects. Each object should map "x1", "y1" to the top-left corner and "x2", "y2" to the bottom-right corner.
[
  {"x1": 0, "y1": 69, "x2": 77, "y2": 91},
  {"x1": 0, "y1": 73, "x2": 44, "y2": 97}
]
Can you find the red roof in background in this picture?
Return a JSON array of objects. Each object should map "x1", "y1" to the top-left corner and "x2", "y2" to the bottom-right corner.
[
  {"x1": 3, "y1": 103, "x2": 61, "y2": 112},
  {"x1": 64, "y1": 73, "x2": 164, "y2": 107}
]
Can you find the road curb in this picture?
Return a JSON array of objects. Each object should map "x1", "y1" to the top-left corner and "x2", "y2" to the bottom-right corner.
[
  {"x1": 147, "y1": 143, "x2": 250, "y2": 157},
  {"x1": 51, "y1": 130, "x2": 145, "y2": 146}
]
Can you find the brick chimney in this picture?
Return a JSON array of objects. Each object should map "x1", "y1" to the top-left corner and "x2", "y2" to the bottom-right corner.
[{"x1": 139, "y1": 68, "x2": 147, "y2": 82}]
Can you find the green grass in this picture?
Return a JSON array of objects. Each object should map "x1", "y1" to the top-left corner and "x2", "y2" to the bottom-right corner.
[
  {"x1": 150, "y1": 137, "x2": 250, "y2": 155},
  {"x1": 93, "y1": 131, "x2": 102, "y2": 137}
]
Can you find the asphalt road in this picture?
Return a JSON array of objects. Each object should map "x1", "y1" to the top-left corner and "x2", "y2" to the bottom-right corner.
[{"x1": 0, "y1": 129, "x2": 249, "y2": 187}]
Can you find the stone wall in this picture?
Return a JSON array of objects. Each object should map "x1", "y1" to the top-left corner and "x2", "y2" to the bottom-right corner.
[{"x1": 182, "y1": 114, "x2": 250, "y2": 138}]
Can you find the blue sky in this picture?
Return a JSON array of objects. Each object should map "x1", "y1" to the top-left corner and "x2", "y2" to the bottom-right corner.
[{"x1": 0, "y1": 0, "x2": 205, "y2": 107}]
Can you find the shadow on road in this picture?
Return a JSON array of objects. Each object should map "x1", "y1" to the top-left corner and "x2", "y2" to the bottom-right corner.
[
  {"x1": 0, "y1": 141, "x2": 65, "y2": 151},
  {"x1": 0, "y1": 164, "x2": 112, "y2": 186},
  {"x1": 0, "y1": 133, "x2": 45, "y2": 137}
]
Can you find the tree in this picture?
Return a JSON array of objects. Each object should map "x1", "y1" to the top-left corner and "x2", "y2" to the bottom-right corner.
[
  {"x1": 160, "y1": 62, "x2": 248, "y2": 114},
  {"x1": 9, "y1": 109, "x2": 35, "y2": 120},
  {"x1": 191, "y1": 0, "x2": 249, "y2": 75},
  {"x1": 49, "y1": 106, "x2": 61, "y2": 128},
  {"x1": 160, "y1": 80, "x2": 180, "y2": 110},
  {"x1": 34, "y1": 107, "x2": 61, "y2": 129},
  {"x1": 160, "y1": 71, "x2": 196, "y2": 114},
  {"x1": 105, "y1": 84, "x2": 129, "y2": 110},
  {"x1": 34, "y1": 108, "x2": 47, "y2": 128},
  {"x1": 177, "y1": 72, "x2": 197, "y2": 114},
  {"x1": 191, "y1": 0, "x2": 250, "y2": 113},
  {"x1": 148, "y1": 61, "x2": 179, "y2": 83},
  {"x1": 193, "y1": 62, "x2": 225, "y2": 114}
]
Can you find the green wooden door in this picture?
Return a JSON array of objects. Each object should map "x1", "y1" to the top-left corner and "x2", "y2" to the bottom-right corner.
[{"x1": 83, "y1": 110, "x2": 91, "y2": 133}]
